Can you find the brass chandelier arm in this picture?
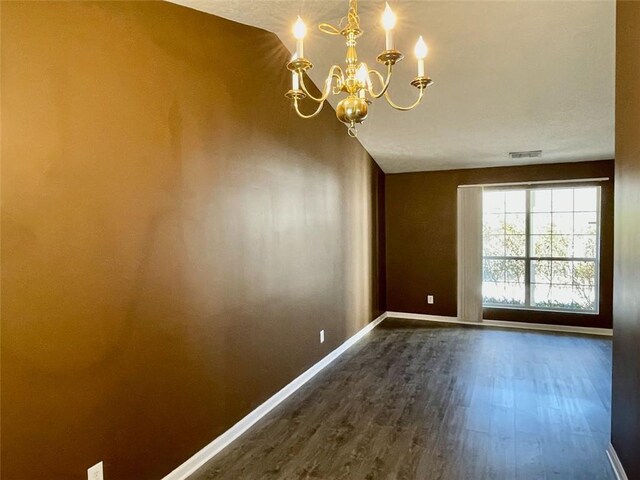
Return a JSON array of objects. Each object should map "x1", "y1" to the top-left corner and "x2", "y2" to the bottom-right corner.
[
  {"x1": 367, "y1": 63, "x2": 393, "y2": 99},
  {"x1": 298, "y1": 65, "x2": 345, "y2": 103},
  {"x1": 293, "y1": 97, "x2": 325, "y2": 119},
  {"x1": 383, "y1": 87, "x2": 425, "y2": 111},
  {"x1": 298, "y1": 75, "x2": 327, "y2": 103}
]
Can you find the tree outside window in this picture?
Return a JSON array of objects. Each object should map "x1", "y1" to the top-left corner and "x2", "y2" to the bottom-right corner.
[{"x1": 482, "y1": 186, "x2": 599, "y2": 312}]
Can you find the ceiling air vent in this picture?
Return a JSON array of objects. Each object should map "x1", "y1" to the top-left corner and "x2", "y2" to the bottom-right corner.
[{"x1": 509, "y1": 150, "x2": 542, "y2": 159}]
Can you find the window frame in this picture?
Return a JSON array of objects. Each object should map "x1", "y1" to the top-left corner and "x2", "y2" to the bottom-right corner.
[{"x1": 482, "y1": 184, "x2": 602, "y2": 315}]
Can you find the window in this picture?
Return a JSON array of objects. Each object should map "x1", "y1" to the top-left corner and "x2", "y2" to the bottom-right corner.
[{"x1": 482, "y1": 186, "x2": 600, "y2": 313}]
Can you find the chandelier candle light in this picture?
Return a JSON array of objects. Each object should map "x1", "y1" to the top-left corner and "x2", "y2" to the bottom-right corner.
[{"x1": 285, "y1": 0, "x2": 433, "y2": 137}]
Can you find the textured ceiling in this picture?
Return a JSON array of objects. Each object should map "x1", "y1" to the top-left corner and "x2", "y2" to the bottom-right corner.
[{"x1": 170, "y1": 0, "x2": 615, "y2": 173}]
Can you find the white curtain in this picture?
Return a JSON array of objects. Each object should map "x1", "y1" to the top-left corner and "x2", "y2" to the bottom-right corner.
[{"x1": 457, "y1": 186, "x2": 483, "y2": 322}]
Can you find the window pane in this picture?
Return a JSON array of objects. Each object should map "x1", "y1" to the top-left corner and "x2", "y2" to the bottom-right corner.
[
  {"x1": 504, "y1": 213, "x2": 525, "y2": 234},
  {"x1": 483, "y1": 213, "x2": 504, "y2": 235},
  {"x1": 531, "y1": 213, "x2": 552, "y2": 234},
  {"x1": 574, "y1": 212, "x2": 597, "y2": 235},
  {"x1": 531, "y1": 234, "x2": 552, "y2": 257},
  {"x1": 505, "y1": 235, "x2": 525, "y2": 256},
  {"x1": 552, "y1": 212, "x2": 573, "y2": 234},
  {"x1": 531, "y1": 189, "x2": 551, "y2": 212},
  {"x1": 551, "y1": 235, "x2": 573, "y2": 257},
  {"x1": 505, "y1": 190, "x2": 526, "y2": 213},
  {"x1": 574, "y1": 187, "x2": 598, "y2": 211},
  {"x1": 573, "y1": 261, "x2": 596, "y2": 287},
  {"x1": 483, "y1": 282, "x2": 525, "y2": 306},
  {"x1": 483, "y1": 282, "x2": 503, "y2": 304},
  {"x1": 533, "y1": 261, "x2": 596, "y2": 312},
  {"x1": 504, "y1": 259, "x2": 525, "y2": 283},
  {"x1": 483, "y1": 235, "x2": 505, "y2": 256},
  {"x1": 572, "y1": 286, "x2": 596, "y2": 310},
  {"x1": 503, "y1": 282, "x2": 525, "y2": 304},
  {"x1": 532, "y1": 283, "x2": 552, "y2": 306},
  {"x1": 484, "y1": 191, "x2": 505, "y2": 213},
  {"x1": 483, "y1": 259, "x2": 505, "y2": 282},
  {"x1": 552, "y1": 260, "x2": 573, "y2": 285},
  {"x1": 531, "y1": 260, "x2": 552, "y2": 284},
  {"x1": 574, "y1": 235, "x2": 596, "y2": 258},
  {"x1": 549, "y1": 285, "x2": 574, "y2": 308},
  {"x1": 552, "y1": 189, "x2": 574, "y2": 212}
]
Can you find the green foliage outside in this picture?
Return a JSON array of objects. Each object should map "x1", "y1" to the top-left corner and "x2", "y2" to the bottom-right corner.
[{"x1": 483, "y1": 219, "x2": 596, "y2": 311}]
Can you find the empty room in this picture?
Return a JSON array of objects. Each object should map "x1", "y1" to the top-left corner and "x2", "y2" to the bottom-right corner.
[{"x1": 1, "y1": 1, "x2": 638, "y2": 479}]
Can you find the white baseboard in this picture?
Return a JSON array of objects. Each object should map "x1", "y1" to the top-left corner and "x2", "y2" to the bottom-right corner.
[
  {"x1": 607, "y1": 443, "x2": 629, "y2": 480},
  {"x1": 386, "y1": 311, "x2": 466, "y2": 325},
  {"x1": 162, "y1": 311, "x2": 388, "y2": 480},
  {"x1": 386, "y1": 311, "x2": 613, "y2": 337}
]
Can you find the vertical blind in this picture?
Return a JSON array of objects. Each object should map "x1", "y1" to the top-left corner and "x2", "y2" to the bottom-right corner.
[{"x1": 457, "y1": 186, "x2": 483, "y2": 322}]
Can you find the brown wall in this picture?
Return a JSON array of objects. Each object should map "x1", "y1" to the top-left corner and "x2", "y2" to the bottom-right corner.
[
  {"x1": 0, "y1": 2, "x2": 384, "y2": 479},
  {"x1": 385, "y1": 160, "x2": 614, "y2": 328},
  {"x1": 611, "y1": 2, "x2": 640, "y2": 478}
]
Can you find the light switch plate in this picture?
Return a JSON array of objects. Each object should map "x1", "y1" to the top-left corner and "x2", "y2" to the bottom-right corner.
[
  {"x1": 320, "y1": 330, "x2": 325, "y2": 343},
  {"x1": 427, "y1": 295, "x2": 434, "y2": 304}
]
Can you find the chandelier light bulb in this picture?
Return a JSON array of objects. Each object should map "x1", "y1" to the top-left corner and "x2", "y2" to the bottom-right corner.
[
  {"x1": 293, "y1": 16, "x2": 307, "y2": 39},
  {"x1": 293, "y1": 16, "x2": 306, "y2": 58},
  {"x1": 414, "y1": 36, "x2": 428, "y2": 59},
  {"x1": 415, "y1": 36, "x2": 428, "y2": 77},
  {"x1": 382, "y1": 3, "x2": 396, "y2": 50},
  {"x1": 356, "y1": 63, "x2": 369, "y2": 84},
  {"x1": 382, "y1": 3, "x2": 397, "y2": 31}
]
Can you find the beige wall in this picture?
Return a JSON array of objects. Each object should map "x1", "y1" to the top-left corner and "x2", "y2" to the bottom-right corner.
[{"x1": 0, "y1": 2, "x2": 384, "y2": 479}]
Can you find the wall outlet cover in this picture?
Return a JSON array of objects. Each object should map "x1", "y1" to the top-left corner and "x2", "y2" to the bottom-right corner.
[{"x1": 88, "y1": 461, "x2": 104, "y2": 480}]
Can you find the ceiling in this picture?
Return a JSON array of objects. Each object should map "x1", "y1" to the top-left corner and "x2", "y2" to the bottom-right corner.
[{"x1": 170, "y1": 0, "x2": 615, "y2": 173}]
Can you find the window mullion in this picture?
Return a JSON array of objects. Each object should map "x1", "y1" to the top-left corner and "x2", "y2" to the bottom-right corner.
[{"x1": 525, "y1": 189, "x2": 532, "y2": 307}]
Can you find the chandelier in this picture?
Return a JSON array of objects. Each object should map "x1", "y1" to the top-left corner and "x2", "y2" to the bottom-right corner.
[{"x1": 285, "y1": 0, "x2": 433, "y2": 137}]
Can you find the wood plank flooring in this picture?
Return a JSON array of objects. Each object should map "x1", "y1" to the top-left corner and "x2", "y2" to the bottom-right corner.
[{"x1": 190, "y1": 319, "x2": 614, "y2": 480}]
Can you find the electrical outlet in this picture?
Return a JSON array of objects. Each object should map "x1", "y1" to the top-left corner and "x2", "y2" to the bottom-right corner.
[
  {"x1": 320, "y1": 330, "x2": 325, "y2": 343},
  {"x1": 88, "y1": 461, "x2": 104, "y2": 480},
  {"x1": 427, "y1": 295, "x2": 434, "y2": 304}
]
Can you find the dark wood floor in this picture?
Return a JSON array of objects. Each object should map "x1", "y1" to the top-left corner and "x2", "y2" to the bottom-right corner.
[{"x1": 191, "y1": 319, "x2": 614, "y2": 480}]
